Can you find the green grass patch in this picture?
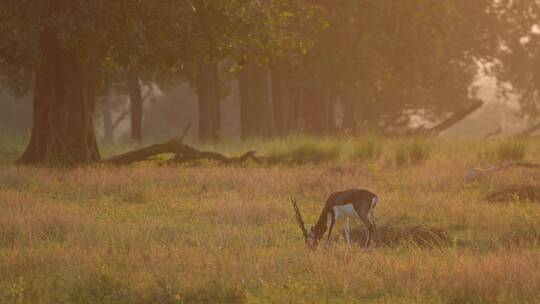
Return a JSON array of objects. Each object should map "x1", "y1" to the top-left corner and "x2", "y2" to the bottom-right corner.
[
  {"x1": 395, "y1": 139, "x2": 431, "y2": 166},
  {"x1": 350, "y1": 137, "x2": 382, "y2": 162},
  {"x1": 266, "y1": 137, "x2": 341, "y2": 164},
  {"x1": 478, "y1": 139, "x2": 528, "y2": 163},
  {"x1": 496, "y1": 139, "x2": 527, "y2": 161}
]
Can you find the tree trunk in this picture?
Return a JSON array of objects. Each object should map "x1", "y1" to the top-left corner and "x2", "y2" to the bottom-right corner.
[
  {"x1": 271, "y1": 67, "x2": 286, "y2": 135},
  {"x1": 342, "y1": 96, "x2": 357, "y2": 132},
  {"x1": 287, "y1": 89, "x2": 301, "y2": 133},
  {"x1": 102, "y1": 95, "x2": 114, "y2": 143},
  {"x1": 197, "y1": 62, "x2": 220, "y2": 142},
  {"x1": 239, "y1": 64, "x2": 277, "y2": 138},
  {"x1": 239, "y1": 64, "x2": 259, "y2": 139},
  {"x1": 128, "y1": 73, "x2": 143, "y2": 142},
  {"x1": 327, "y1": 96, "x2": 337, "y2": 135},
  {"x1": 301, "y1": 89, "x2": 328, "y2": 135},
  {"x1": 254, "y1": 65, "x2": 275, "y2": 137},
  {"x1": 18, "y1": 29, "x2": 101, "y2": 165}
]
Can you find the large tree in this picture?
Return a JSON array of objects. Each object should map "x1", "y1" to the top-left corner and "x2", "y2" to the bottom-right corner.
[
  {"x1": 492, "y1": 0, "x2": 540, "y2": 127},
  {"x1": 285, "y1": 0, "x2": 497, "y2": 134},
  {"x1": 0, "y1": 1, "x2": 323, "y2": 164}
]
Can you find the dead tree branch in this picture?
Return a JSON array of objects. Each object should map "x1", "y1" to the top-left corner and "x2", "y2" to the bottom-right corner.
[
  {"x1": 103, "y1": 133, "x2": 261, "y2": 167},
  {"x1": 484, "y1": 126, "x2": 503, "y2": 139},
  {"x1": 166, "y1": 150, "x2": 260, "y2": 166},
  {"x1": 382, "y1": 99, "x2": 484, "y2": 136},
  {"x1": 104, "y1": 140, "x2": 195, "y2": 166},
  {"x1": 427, "y1": 99, "x2": 483, "y2": 134},
  {"x1": 514, "y1": 121, "x2": 540, "y2": 138},
  {"x1": 465, "y1": 161, "x2": 540, "y2": 182},
  {"x1": 111, "y1": 108, "x2": 130, "y2": 131},
  {"x1": 179, "y1": 123, "x2": 191, "y2": 142}
]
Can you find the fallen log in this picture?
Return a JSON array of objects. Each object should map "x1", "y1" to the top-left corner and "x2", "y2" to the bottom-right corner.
[
  {"x1": 105, "y1": 140, "x2": 196, "y2": 166},
  {"x1": 104, "y1": 140, "x2": 263, "y2": 166},
  {"x1": 166, "y1": 150, "x2": 261, "y2": 166},
  {"x1": 465, "y1": 161, "x2": 540, "y2": 182}
]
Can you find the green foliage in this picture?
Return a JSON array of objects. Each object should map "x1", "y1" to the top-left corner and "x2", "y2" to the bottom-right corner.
[
  {"x1": 350, "y1": 138, "x2": 382, "y2": 162},
  {"x1": 395, "y1": 139, "x2": 431, "y2": 167},
  {"x1": 288, "y1": 0, "x2": 496, "y2": 129},
  {"x1": 491, "y1": 1, "x2": 540, "y2": 118},
  {"x1": 479, "y1": 140, "x2": 527, "y2": 163},
  {"x1": 496, "y1": 140, "x2": 527, "y2": 162},
  {"x1": 267, "y1": 137, "x2": 341, "y2": 164},
  {"x1": 0, "y1": 133, "x2": 26, "y2": 165},
  {"x1": 0, "y1": 1, "x2": 326, "y2": 91}
]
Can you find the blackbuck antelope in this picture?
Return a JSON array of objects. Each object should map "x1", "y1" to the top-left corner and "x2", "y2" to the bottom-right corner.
[{"x1": 292, "y1": 189, "x2": 379, "y2": 249}]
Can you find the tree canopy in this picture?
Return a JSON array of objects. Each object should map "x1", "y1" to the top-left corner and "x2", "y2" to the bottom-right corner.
[
  {"x1": 491, "y1": 0, "x2": 540, "y2": 120},
  {"x1": 284, "y1": 0, "x2": 497, "y2": 132},
  {"x1": 0, "y1": 0, "x2": 325, "y2": 164},
  {"x1": 0, "y1": 1, "x2": 325, "y2": 86}
]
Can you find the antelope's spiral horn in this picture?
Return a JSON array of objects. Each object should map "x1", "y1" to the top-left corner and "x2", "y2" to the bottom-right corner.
[{"x1": 290, "y1": 197, "x2": 308, "y2": 240}]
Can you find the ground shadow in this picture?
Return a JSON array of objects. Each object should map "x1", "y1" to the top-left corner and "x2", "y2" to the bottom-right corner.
[
  {"x1": 349, "y1": 224, "x2": 452, "y2": 248},
  {"x1": 485, "y1": 186, "x2": 540, "y2": 203}
]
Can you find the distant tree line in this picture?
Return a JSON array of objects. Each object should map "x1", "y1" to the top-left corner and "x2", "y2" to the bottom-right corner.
[{"x1": 0, "y1": 0, "x2": 539, "y2": 165}]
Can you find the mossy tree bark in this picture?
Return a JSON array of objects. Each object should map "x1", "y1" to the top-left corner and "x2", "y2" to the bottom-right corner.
[{"x1": 18, "y1": 29, "x2": 101, "y2": 165}]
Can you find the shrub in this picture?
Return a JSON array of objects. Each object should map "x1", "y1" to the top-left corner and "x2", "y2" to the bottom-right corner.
[
  {"x1": 395, "y1": 140, "x2": 431, "y2": 167},
  {"x1": 267, "y1": 138, "x2": 341, "y2": 164},
  {"x1": 350, "y1": 139, "x2": 382, "y2": 162},
  {"x1": 409, "y1": 140, "x2": 431, "y2": 165},
  {"x1": 496, "y1": 140, "x2": 527, "y2": 162}
]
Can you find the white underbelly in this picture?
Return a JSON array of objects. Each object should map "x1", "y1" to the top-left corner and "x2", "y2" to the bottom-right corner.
[{"x1": 333, "y1": 204, "x2": 359, "y2": 219}]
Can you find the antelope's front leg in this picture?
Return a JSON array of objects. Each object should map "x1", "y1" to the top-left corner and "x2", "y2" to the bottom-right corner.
[{"x1": 326, "y1": 213, "x2": 335, "y2": 247}]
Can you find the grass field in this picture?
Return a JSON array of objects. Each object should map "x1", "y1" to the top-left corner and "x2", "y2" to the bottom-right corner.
[{"x1": 2, "y1": 136, "x2": 540, "y2": 303}]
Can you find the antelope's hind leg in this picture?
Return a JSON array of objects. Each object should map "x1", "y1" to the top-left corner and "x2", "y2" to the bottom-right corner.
[{"x1": 343, "y1": 217, "x2": 351, "y2": 246}]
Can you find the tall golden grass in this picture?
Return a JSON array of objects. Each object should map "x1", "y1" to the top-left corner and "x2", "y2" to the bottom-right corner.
[{"x1": 1, "y1": 137, "x2": 540, "y2": 303}]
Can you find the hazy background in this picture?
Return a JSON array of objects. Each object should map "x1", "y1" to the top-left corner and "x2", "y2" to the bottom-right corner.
[{"x1": 0, "y1": 74, "x2": 529, "y2": 143}]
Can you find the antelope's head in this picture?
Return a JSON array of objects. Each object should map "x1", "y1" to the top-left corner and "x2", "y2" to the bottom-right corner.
[{"x1": 291, "y1": 197, "x2": 317, "y2": 250}]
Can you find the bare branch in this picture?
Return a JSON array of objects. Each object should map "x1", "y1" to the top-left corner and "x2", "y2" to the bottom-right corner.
[
  {"x1": 484, "y1": 126, "x2": 503, "y2": 139},
  {"x1": 514, "y1": 121, "x2": 540, "y2": 138},
  {"x1": 111, "y1": 108, "x2": 130, "y2": 131},
  {"x1": 179, "y1": 123, "x2": 192, "y2": 143},
  {"x1": 465, "y1": 161, "x2": 540, "y2": 182}
]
